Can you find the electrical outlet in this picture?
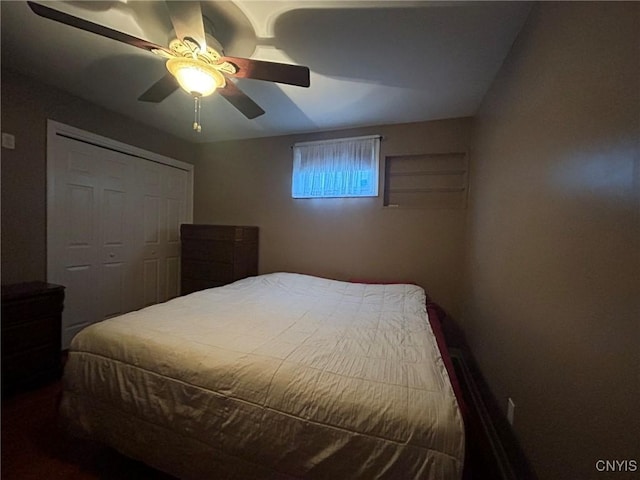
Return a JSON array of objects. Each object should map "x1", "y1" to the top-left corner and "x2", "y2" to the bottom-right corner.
[{"x1": 507, "y1": 397, "x2": 516, "y2": 425}]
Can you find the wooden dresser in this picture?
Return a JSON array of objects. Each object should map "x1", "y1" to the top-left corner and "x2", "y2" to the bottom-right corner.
[
  {"x1": 1, "y1": 281, "x2": 65, "y2": 394},
  {"x1": 180, "y1": 224, "x2": 259, "y2": 295}
]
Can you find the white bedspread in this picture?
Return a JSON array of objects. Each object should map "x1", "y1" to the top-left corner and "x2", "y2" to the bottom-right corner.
[{"x1": 61, "y1": 273, "x2": 464, "y2": 479}]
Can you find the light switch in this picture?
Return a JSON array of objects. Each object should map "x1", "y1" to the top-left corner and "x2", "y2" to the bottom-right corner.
[{"x1": 2, "y1": 133, "x2": 16, "y2": 150}]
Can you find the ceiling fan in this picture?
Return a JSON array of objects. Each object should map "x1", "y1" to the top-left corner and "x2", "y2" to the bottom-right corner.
[{"x1": 26, "y1": 1, "x2": 311, "y2": 132}]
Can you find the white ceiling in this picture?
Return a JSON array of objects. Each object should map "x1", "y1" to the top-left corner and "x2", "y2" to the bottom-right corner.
[{"x1": 1, "y1": 1, "x2": 532, "y2": 143}]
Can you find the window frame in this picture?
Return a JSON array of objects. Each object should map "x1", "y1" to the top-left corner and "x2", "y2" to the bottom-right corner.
[{"x1": 291, "y1": 135, "x2": 381, "y2": 199}]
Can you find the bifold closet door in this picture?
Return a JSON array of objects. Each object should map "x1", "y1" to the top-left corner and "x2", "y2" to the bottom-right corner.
[
  {"x1": 49, "y1": 135, "x2": 189, "y2": 348},
  {"x1": 137, "y1": 159, "x2": 187, "y2": 309}
]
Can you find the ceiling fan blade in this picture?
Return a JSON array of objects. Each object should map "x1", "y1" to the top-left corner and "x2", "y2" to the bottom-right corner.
[
  {"x1": 138, "y1": 74, "x2": 179, "y2": 103},
  {"x1": 218, "y1": 81, "x2": 265, "y2": 119},
  {"x1": 222, "y1": 57, "x2": 310, "y2": 88},
  {"x1": 27, "y1": 2, "x2": 173, "y2": 56},
  {"x1": 165, "y1": 1, "x2": 207, "y2": 52}
]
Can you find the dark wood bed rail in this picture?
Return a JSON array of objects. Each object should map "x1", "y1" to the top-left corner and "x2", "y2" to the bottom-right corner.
[{"x1": 429, "y1": 305, "x2": 538, "y2": 480}]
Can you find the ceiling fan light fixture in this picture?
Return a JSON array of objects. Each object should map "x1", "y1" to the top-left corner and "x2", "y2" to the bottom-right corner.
[{"x1": 166, "y1": 57, "x2": 225, "y2": 97}]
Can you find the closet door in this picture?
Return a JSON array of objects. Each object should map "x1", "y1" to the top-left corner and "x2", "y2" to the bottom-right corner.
[
  {"x1": 164, "y1": 166, "x2": 189, "y2": 300},
  {"x1": 48, "y1": 129, "x2": 192, "y2": 348},
  {"x1": 98, "y1": 149, "x2": 139, "y2": 319},
  {"x1": 137, "y1": 161, "x2": 188, "y2": 308},
  {"x1": 50, "y1": 136, "x2": 137, "y2": 347}
]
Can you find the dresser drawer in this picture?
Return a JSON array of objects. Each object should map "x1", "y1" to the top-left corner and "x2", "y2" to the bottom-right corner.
[
  {"x1": 1, "y1": 294, "x2": 63, "y2": 328},
  {"x1": 181, "y1": 224, "x2": 258, "y2": 243},
  {"x1": 1, "y1": 315, "x2": 59, "y2": 356},
  {"x1": 181, "y1": 278, "x2": 228, "y2": 295},
  {"x1": 182, "y1": 260, "x2": 234, "y2": 282},
  {"x1": 181, "y1": 239, "x2": 234, "y2": 262}
]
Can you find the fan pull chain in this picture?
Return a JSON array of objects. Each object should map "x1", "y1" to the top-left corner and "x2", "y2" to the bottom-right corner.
[{"x1": 193, "y1": 96, "x2": 202, "y2": 133}]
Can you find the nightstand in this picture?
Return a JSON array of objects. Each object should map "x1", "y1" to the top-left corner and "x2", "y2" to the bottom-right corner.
[{"x1": 1, "y1": 281, "x2": 65, "y2": 395}]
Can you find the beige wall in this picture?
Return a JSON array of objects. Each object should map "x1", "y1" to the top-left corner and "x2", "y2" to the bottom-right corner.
[
  {"x1": 4, "y1": 3, "x2": 638, "y2": 477},
  {"x1": 1, "y1": 68, "x2": 197, "y2": 284},
  {"x1": 465, "y1": 2, "x2": 639, "y2": 479},
  {"x1": 194, "y1": 118, "x2": 472, "y2": 318}
]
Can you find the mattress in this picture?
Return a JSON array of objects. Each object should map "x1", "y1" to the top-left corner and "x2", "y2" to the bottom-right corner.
[{"x1": 60, "y1": 272, "x2": 465, "y2": 479}]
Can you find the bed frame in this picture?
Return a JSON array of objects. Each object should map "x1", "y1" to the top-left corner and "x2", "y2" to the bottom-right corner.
[
  {"x1": 428, "y1": 305, "x2": 538, "y2": 480},
  {"x1": 61, "y1": 276, "x2": 467, "y2": 480}
]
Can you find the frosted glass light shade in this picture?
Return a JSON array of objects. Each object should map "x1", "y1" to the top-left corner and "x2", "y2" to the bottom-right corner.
[{"x1": 166, "y1": 58, "x2": 224, "y2": 97}]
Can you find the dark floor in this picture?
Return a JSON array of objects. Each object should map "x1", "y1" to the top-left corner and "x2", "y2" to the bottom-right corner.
[{"x1": 1, "y1": 381, "x2": 173, "y2": 479}]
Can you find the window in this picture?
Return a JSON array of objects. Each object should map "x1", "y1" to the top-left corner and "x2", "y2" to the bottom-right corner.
[{"x1": 292, "y1": 135, "x2": 380, "y2": 198}]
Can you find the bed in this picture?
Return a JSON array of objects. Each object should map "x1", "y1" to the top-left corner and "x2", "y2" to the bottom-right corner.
[{"x1": 60, "y1": 272, "x2": 465, "y2": 479}]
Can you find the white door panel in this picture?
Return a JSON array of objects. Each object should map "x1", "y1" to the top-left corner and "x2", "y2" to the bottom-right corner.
[
  {"x1": 61, "y1": 265, "x2": 96, "y2": 345},
  {"x1": 99, "y1": 151, "x2": 137, "y2": 319},
  {"x1": 101, "y1": 262, "x2": 126, "y2": 319},
  {"x1": 140, "y1": 162, "x2": 164, "y2": 306},
  {"x1": 143, "y1": 259, "x2": 160, "y2": 307},
  {"x1": 51, "y1": 138, "x2": 102, "y2": 347},
  {"x1": 165, "y1": 257, "x2": 180, "y2": 300}
]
